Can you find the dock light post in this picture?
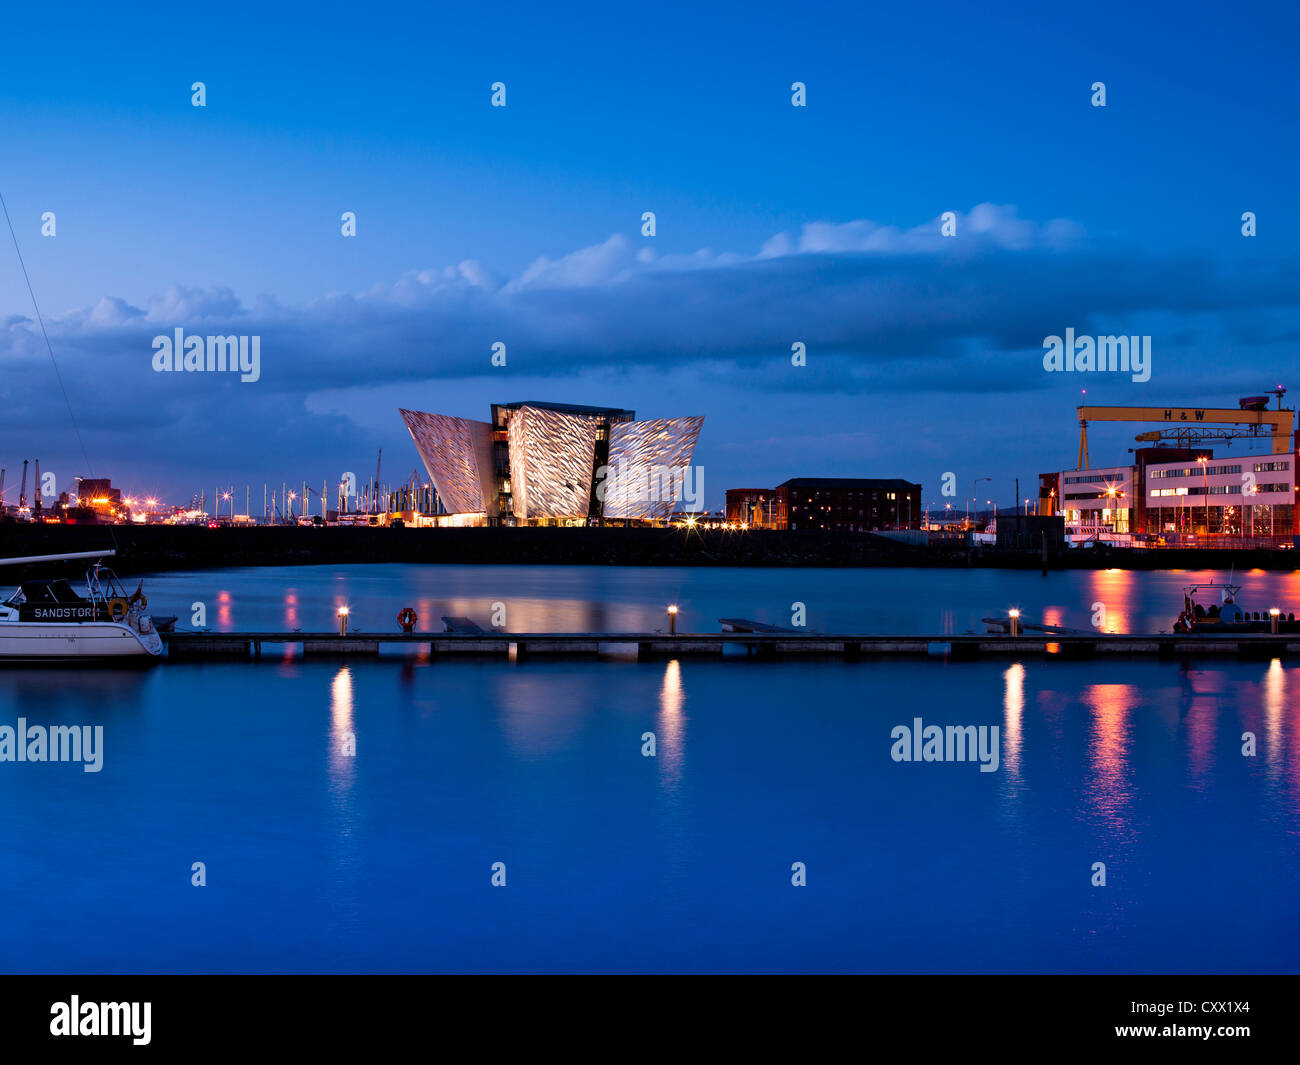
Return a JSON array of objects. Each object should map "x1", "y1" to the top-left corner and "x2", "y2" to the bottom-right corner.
[
  {"x1": 667, "y1": 604, "x2": 678, "y2": 635},
  {"x1": 1008, "y1": 608, "x2": 1020, "y2": 637},
  {"x1": 1196, "y1": 456, "x2": 1209, "y2": 539},
  {"x1": 1271, "y1": 607, "x2": 1280, "y2": 635},
  {"x1": 338, "y1": 605, "x2": 349, "y2": 636},
  {"x1": 972, "y1": 478, "x2": 991, "y2": 530}
]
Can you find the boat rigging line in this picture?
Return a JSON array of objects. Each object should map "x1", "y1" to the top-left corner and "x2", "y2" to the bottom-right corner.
[{"x1": 1, "y1": 185, "x2": 117, "y2": 549}]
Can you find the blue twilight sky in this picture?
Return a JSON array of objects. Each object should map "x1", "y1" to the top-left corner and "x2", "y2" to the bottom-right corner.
[{"x1": 2, "y1": 0, "x2": 1298, "y2": 510}]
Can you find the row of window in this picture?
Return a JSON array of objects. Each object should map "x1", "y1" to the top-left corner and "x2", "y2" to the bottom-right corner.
[
  {"x1": 1149, "y1": 464, "x2": 1242, "y2": 478},
  {"x1": 790, "y1": 496, "x2": 904, "y2": 504},
  {"x1": 1151, "y1": 482, "x2": 1290, "y2": 497}
]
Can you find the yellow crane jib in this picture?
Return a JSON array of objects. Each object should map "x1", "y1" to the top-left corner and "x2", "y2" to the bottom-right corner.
[{"x1": 1075, "y1": 405, "x2": 1294, "y2": 470}]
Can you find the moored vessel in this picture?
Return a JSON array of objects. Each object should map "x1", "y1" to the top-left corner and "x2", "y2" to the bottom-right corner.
[
  {"x1": 0, "y1": 551, "x2": 162, "y2": 660},
  {"x1": 1172, "y1": 578, "x2": 1300, "y2": 635}
]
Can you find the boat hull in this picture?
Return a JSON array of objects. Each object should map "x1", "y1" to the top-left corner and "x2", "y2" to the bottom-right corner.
[{"x1": 0, "y1": 621, "x2": 162, "y2": 660}]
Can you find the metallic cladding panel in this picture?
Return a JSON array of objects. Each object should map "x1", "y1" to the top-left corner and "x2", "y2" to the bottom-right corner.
[
  {"x1": 604, "y1": 416, "x2": 705, "y2": 520},
  {"x1": 400, "y1": 409, "x2": 498, "y2": 516},
  {"x1": 507, "y1": 405, "x2": 600, "y2": 520}
]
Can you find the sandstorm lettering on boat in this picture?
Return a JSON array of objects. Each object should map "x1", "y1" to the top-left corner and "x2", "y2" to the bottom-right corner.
[{"x1": 0, "y1": 552, "x2": 163, "y2": 659}]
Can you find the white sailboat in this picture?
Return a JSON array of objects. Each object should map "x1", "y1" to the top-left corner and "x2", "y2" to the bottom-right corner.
[{"x1": 0, "y1": 551, "x2": 162, "y2": 660}]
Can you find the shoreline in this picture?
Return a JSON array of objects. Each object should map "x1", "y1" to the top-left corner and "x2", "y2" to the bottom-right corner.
[{"x1": 1, "y1": 523, "x2": 1296, "y2": 576}]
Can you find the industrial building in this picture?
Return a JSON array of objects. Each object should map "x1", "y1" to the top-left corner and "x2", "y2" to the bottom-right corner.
[
  {"x1": 726, "y1": 478, "x2": 923, "y2": 531},
  {"x1": 1039, "y1": 392, "x2": 1297, "y2": 542},
  {"x1": 401, "y1": 401, "x2": 704, "y2": 526}
]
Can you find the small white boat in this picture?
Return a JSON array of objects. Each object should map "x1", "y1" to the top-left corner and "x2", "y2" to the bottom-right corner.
[{"x1": 0, "y1": 551, "x2": 162, "y2": 660}]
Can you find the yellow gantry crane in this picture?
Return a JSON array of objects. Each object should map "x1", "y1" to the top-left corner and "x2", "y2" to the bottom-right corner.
[{"x1": 1077, "y1": 389, "x2": 1294, "y2": 469}]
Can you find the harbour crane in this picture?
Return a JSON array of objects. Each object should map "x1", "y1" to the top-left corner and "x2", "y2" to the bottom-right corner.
[
  {"x1": 1076, "y1": 389, "x2": 1294, "y2": 469},
  {"x1": 304, "y1": 481, "x2": 331, "y2": 521}
]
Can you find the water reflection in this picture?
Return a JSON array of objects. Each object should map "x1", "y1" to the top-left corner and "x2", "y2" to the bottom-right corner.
[
  {"x1": 329, "y1": 666, "x2": 356, "y2": 789},
  {"x1": 1181, "y1": 670, "x2": 1225, "y2": 786},
  {"x1": 6, "y1": 654, "x2": 1300, "y2": 973},
  {"x1": 0, "y1": 667, "x2": 152, "y2": 712},
  {"x1": 657, "y1": 659, "x2": 685, "y2": 788},
  {"x1": 134, "y1": 563, "x2": 1300, "y2": 637},
  {"x1": 1002, "y1": 663, "x2": 1024, "y2": 783},
  {"x1": 493, "y1": 673, "x2": 591, "y2": 757},
  {"x1": 998, "y1": 662, "x2": 1027, "y2": 824},
  {"x1": 1264, "y1": 659, "x2": 1285, "y2": 779},
  {"x1": 1088, "y1": 570, "x2": 1133, "y2": 634},
  {"x1": 326, "y1": 666, "x2": 359, "y2": 930},
  {"x1": 1082, "y1": 684, "x2": 1136, "y2": 840}
]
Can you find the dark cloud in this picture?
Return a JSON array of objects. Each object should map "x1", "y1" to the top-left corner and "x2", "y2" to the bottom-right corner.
[{"x1": 3, "y1": 204, "x2": 1297, "y2": 497}]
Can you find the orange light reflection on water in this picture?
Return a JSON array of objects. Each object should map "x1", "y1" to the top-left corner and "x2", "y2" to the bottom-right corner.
[
  {"x1": 1002, "y1": 663, "x2": 1024, "y2": 783},
  {"x1": 1088, "y1": 570, "x2": 1134, "y2": 633},
  {"x1": 1264, "y1": 659, "x2": 1285, "y2": 779}
]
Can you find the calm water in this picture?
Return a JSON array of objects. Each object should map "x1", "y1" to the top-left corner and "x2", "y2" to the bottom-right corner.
[
  {"x1": 142, "y1": 562, "x2": 1300, "y2": 636},
  {"x1": 2, "y1": 565, "x2": 1299, "y2": 973}
]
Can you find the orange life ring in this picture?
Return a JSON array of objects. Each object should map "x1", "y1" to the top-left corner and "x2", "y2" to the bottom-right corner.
[
  {"x1": 108, "y1": 598, "x2": 130, "y2": 622},
  {"x1": 397, "y1": 607, "x2": 418, "y2": 632}
]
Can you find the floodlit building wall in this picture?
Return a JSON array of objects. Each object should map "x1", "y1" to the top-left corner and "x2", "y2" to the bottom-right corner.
[
  {"x1": 507, "y1": 405, "x2": 601, "y2": 520},
  {"x1": 400, "y1": 409, "x2": 498, "y2": 516},
  {"x1": 604, "y1": 416, "x2": 705, "y2": 521}
]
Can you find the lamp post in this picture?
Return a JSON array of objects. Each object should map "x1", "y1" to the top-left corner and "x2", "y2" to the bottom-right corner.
[
  {"x1": 1196, "y1": 456, "x2": 1209, "y2": 540},
  {"x1": 973, "y1": 477, "x2": 991, "y2": 530},
  {"x1": 1008, "y1": 608, "x2": 1020, "y2": 638},
  {"x1": 667, "y1": 604, "x2": 678, "y2": 635},
  {"x1": 337, "y1": 605, "x2": 349, "y2": 636},
  {"x1": 1270, "y1": 607, "x2": 1281, "y2": 635}
]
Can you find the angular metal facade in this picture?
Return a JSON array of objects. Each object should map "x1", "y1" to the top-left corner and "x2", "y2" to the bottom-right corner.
[
  {"x1": 603, "y1": 416, "x2": 705, "y2": 520},
  {"x1": 507, "y1": 405, "x2": 600, "y2": 520},
  {"x1": 400, "y1": 409, "x2": 498, "y2": 516}
]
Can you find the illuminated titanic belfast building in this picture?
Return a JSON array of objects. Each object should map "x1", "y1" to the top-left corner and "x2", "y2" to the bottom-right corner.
[{"x1": 400, "y1": 402, "x2": 704, "y2": 526}]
